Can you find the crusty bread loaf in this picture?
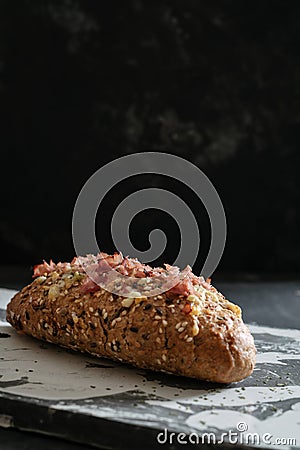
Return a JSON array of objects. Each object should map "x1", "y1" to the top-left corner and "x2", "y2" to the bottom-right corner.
[{"x1": 6, "y1": 255, "x2": 256, "y2": 383}]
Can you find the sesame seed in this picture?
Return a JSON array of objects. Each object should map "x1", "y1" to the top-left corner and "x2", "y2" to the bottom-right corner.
[
  {"x1": 89, "y1": 307, "x2": 94, "y2": 313},
  {"x1": 116, "y1": 317, "x2": 121, "y2": 322},
  {"x1": 157, "y1": 359, "x2": 161, "y2": 365},
  {"x1": 192, "y1": 323, "x2": 199, "y2": 336},
  {"x1": 179, "y1": 304, "x2": 184, "y2": 309},
  {"x1": 71, "y1": 313, "x2": 79, "y2": 323},
  {"x1": 178, "y1": 327, "x2": 184, "y2": 333},
  {"x1": 111, "y1": 319, "x2": 116, "y2": 327},
  {"x1": 121, "y1": 310, "x2": 127, "y2": 316},
  {"x1": 182, "y1": 321, "x2": 188, "y2": 327},
  {"x1": 175, "y1": 322, "x2": 181, "y2": 329},
  {"x1": 157, "y1": 295, "x2": 163, "y2": 299},
  {"x1": 162, "y1": 320, "x2": 168, "y2": 327},
  {"x1": 156, "y1": 337, "x2": 161, "y2": 344},
  {"x1": 103, "y1": 312, "x2": 108, "y2": 319},
  {"x1": 162, "y1": 354, "x2": 167, "y2": 362},
  {"x1": 154, "y1": 315, "x2": 161, "y2": 320},
  {"x1": 112, "y1": 339, "x2": 116, "y2": 345},
  {"x1": 186, "y1": 337, "x2": 193, "y2": 342},
  {"x1": 159, "y1": 327, "x2": 163, "y2": 334}
]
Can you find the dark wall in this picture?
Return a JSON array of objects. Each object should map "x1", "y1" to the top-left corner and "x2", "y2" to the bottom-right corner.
[{"x1": 1, "y1": 0, "x2": 300, "y2": 275}]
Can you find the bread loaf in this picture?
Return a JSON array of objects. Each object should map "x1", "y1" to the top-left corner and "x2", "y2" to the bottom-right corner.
[{"x1": 6, "y1": 253, "x2": 256, "y2": 383}]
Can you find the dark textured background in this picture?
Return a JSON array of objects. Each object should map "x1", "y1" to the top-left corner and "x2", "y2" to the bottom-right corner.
[{"x1": 1, "y1": 0, "x2": 300, "y2": 281}]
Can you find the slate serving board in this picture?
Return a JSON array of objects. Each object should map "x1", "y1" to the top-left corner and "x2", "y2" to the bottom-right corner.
[{"x1": 0, "y1": 288, "x2": 300, "y2": 449}]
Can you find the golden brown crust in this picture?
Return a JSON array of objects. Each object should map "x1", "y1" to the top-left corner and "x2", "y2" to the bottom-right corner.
[{"x1": 6, "y1": 269, "x2": 256, "y2": 383}]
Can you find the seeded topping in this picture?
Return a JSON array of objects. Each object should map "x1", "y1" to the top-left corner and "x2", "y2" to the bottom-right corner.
[
  {"x1": 32, "y1": 252, "x2": 216, "y2": 300},
  {"x1": 31, "y1": 252, "x2": 241, "y2": 327}
]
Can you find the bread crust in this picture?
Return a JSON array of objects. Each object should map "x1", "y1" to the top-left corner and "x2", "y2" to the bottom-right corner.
[{"x1": 6, "y1": 268, "x2": 256, "y2": 383}]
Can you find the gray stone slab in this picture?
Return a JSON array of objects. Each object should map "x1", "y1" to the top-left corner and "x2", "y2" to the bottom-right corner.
[{"x1": 0, "y1": 288, "x2": 299, "y2": 449}]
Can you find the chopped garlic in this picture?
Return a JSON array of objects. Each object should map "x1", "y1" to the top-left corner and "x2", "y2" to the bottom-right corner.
[
  {"x1": 64, "y1": 277, "x2": 74, "y2": 289},
  {"x1": 134, "y1": 296, "x2": 147, "y2": 304},
  {"x1": 48, "y1": 285, "x2": 60, "y2": 301},
  {"x1": 187, "y1": 294, "x2": 199, "y2": 303},
  {"x1": 51, "y1": 271, "x2": 60, "y2": 281},
  {"x1": 36, "y1": 276, "x2": 47, "y2": 284},
  {"x1": 121, "y1": 298, "x2": 134, "y2": 308},
  {"x1": 127, "y1": 291, "x2": 142, "y2": 298}
]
